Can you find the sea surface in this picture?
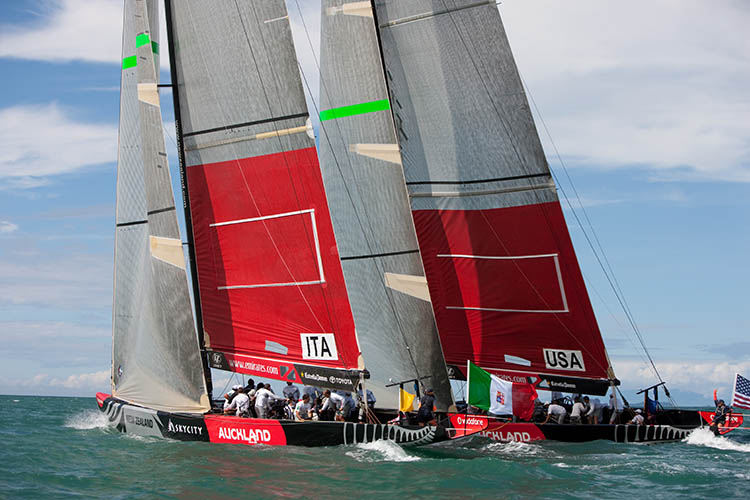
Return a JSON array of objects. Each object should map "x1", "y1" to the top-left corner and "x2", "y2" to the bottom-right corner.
[{"x1": 1, "y1": 395, "x2": 748, "y2": 499}]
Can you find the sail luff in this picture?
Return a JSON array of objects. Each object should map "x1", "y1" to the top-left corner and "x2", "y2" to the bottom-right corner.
[{"x1": 372, "y1": 0, "x2": 612, "y2": 394}]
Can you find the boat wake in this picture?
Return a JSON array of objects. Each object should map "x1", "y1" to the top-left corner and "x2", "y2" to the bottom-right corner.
[
  {"x1": 684, "y1": 428, "x2": 750, "y2": 453},
  {"x1": 345, "y1": 441, "x2": 421, "y2": 463},
  {"x1": 64, "y1": 410, "x2": 109, "y2": 430},
  {"x1": 483, "y1": 440, "x2": 546, "y2": 457}
]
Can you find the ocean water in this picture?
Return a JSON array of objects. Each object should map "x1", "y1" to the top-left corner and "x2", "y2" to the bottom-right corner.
[{"x1": 1, "y1": 395, "x2": 748, "y2": 499}]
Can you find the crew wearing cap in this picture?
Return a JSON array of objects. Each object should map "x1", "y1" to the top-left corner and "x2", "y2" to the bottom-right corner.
[
  {"x1": 627, "y1": 408, "x2": 645, "y2": 425},
  {"x1": 224, "y1": 386, "x2": 250, "y2": 417},
  {"x1": 222, "y1": 384, "x2": 243, "y2": 411}
]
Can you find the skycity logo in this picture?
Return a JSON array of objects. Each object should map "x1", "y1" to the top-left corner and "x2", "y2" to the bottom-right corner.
[
  {"x1": 218, "y1": 427, "x2": 272, "y2": 444},
  {"x1": 167, "y1": 420, "x2": 203, "y2": 435}
]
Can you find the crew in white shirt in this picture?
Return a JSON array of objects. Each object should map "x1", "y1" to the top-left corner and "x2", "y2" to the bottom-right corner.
[
  {"x1": 570, "y1": 397, "x2": 586, "y2": 424},
  {"x1": 295, "y1": 394, "x2": 313, "y2": 421},
  {"x1": 254, "y1": 383, "x2": 286, "y2": 419},
  {"x1": 222, "y1": 384, "x2": 243, "y2": 411},
  {"x1": 543, "y1": 403, "x2": 567, "y2": 424},
  {"x1": 223, "y1": 387, "x2": 250, "y2": 417},
  {"x1": 321, "y1": 390, "x2": 346, "y2": 421},
  {"x1": 628, "y1": 409, "x2": 645, "y2": 425},
  {"x1": 609, "y1": 392, "x2": 624, "y2": 424}
]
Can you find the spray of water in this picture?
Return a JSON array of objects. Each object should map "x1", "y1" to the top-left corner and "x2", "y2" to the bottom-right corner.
[
  {"x1": 345, "y1": 440, "x2": 421, "y2": 463},
  {"x1": 64, "y1": 410, "x2": 110, "y2": 430},
  {"x1": 684, "y1": 428, "x2": 750, "y2": 453}
]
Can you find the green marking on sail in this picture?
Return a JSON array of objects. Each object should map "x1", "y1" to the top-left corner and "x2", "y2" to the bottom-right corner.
[
  {"x1": 122, "y1": 55, "x2": 137, "y2": 69},
  {"x1": 136, "y1": 33, "x2": 150, "y2": 48},
  {"x1": 319, "y1": 99, "x2": 390, "y2": 121},
  {"x1": 151, "y1": 41, "x2": 159, "y2": 54}
]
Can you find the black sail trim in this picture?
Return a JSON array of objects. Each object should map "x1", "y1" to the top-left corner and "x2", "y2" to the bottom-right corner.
[
  {"x1": 116, "y1": 220, "x2": 148, "y2": 227},
  {"x1": 341, "y1": 249, "x2": 419, "y2": 261},
  {"x1": 147, "y1": 206, "x2": 176, "y2": 216},
  {"x1": 406, "y1": 172, "x2": 551, "y2": 186},
  {"x1": 183, "y1": 112, "x2": 309, "y2": 137}
]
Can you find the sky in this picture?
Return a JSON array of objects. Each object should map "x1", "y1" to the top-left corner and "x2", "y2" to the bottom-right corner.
[{"x1": 0, "y1": 0, "x2": 748, "y2": 405}]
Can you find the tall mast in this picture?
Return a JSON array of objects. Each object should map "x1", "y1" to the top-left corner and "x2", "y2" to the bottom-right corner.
[{"x1": 163, "y1": 0, "x2": 212, "y2": 397}]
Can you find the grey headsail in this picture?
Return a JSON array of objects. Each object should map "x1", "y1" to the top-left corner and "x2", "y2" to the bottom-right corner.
[
  {"x1": 372, "y1": 0, "x2": 613, "y2": 393},
  {"x1": 112, "y1": 0, "x2": 210, "y2": 412},
  {"x1": 318, "y1": 0, "x2": 453, "y2": 410}
]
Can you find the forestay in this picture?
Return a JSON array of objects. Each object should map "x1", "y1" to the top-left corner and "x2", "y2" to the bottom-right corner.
[
  {"x1": 318, "y1": 0, "x2": 453, "y2": 410},
  {"x1": 112, "y1": 0, "x2": 210, "y2": 413},
  {"x1": 373, "y1": 0, "x2": 613, "y2": 394},
  {"x1": 167, "y1": 0, "x2": 363, "y2": 391}
]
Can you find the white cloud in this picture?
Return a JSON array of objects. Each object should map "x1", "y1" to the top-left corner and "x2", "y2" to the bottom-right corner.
[
  {"x1": 0, "y1": 0, "x2": 168, "y2": 69},
  {"x1": 500, "y1": 0, "x2": 750, "y2": 182},
  {"x1": 613, "y1": 358, "x2": 750, "y2": 400},
  {"x1": 0, "y1": 104, "x2": 117, "y2": 179},
  {"x1": 0, "y1": 221, "x2": 19, "y2": 234},
  {"x1": 50, "y1": 370, "x2": 109, "y2": 390}
]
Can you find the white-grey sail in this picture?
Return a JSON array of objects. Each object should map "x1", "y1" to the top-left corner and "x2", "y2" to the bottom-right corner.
[
  {"x1": 373, "y1": 0, "x2": 553, "y2": 208},
  {"x1": 372, "y1": 0, "x2": 613, "y2": 388},
  {"x1": 318, "y1": 0, "x2": 453, "y2": 410},
  {"x1": 112, "y1": 0, "x2": 209, "y2": 413}
]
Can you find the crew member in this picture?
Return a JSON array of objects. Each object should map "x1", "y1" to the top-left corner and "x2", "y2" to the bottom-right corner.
[
  {"x1": 543, "y1": 402, "x2": 566, "y2": 424},
  {"x1": 255, "y1": 383, "x2": 286, "y2": 419},
  {"x1": 608, "y1": 392, "x2": 624, "y2": 424},
  {"x1": 416, "y1": 388, "x2": 437, "y2": 426},
  {"x1": 627, "y1": 409, "x2": 645, "y2": 425},
  {"x1": 283, "y1": 381, "x2": 300, "y2": 402},
  {"x1": 222, "y1": 384, "x2": 242, "y2": 412},
  {"x1": 320, "y1": 390, "x2": 346, "y2": 421},
  {"x1": 585, "y1": 397, "x2": 603, "y2": 424},
  {"x1": 295, "y1": 394, "x2": 313, "y2": 421},
  {"x1": 710, "y1": 389, "x2": 732, "y2": 436},
  {"x1": 223, "y1": 386, "x2": 250, "y2": 417},
  {"x1": 570, "y1": 397, "x2": 586, "y2": 424}
]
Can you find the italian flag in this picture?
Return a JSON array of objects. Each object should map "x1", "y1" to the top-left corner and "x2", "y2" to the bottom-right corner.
[{"x1": 467, "y1": 361, "x2": 538, "y2": 420}]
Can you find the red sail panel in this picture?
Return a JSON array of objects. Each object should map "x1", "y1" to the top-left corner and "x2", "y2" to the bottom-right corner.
[
  {"x1": 413, "y1": 201, "x2": 610, "y2": 381},
  {"x1": 187, "y1": 147, "x2": 360, "y2": 374}
]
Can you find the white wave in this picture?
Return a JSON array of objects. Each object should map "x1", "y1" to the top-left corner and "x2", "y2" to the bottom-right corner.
[
  {"x1": 12, "y1": 399, "x2": 19, "y2": 403},
  {"x1": 683, "y1": 427, "x2": 750, "y2": 453},
  {"x1": 483, "y1": 440, "x2": 545, "y2": 457},
  {"x1": 64, "y1": 410, "x2": 110, "y2": 430},
  {"x1": 345, "y1": 440, "x2": 421, "y2": 463}
]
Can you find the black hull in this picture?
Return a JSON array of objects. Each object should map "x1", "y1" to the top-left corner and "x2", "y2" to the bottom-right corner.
[
  {"x1": 96, "y1": 394, "x2": 464, "y2": 447},
  {"x1": 452, "y1": 409, "x2": 742, "y2": 444}
]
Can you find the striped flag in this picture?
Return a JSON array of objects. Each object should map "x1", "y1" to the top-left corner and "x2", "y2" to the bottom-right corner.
[
  {"x1": 732, "y1": 373, "x2": 750, "y2": 410},
  {"x1": 467, "y1": 361, "x2": 538, "y2": 420}
]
